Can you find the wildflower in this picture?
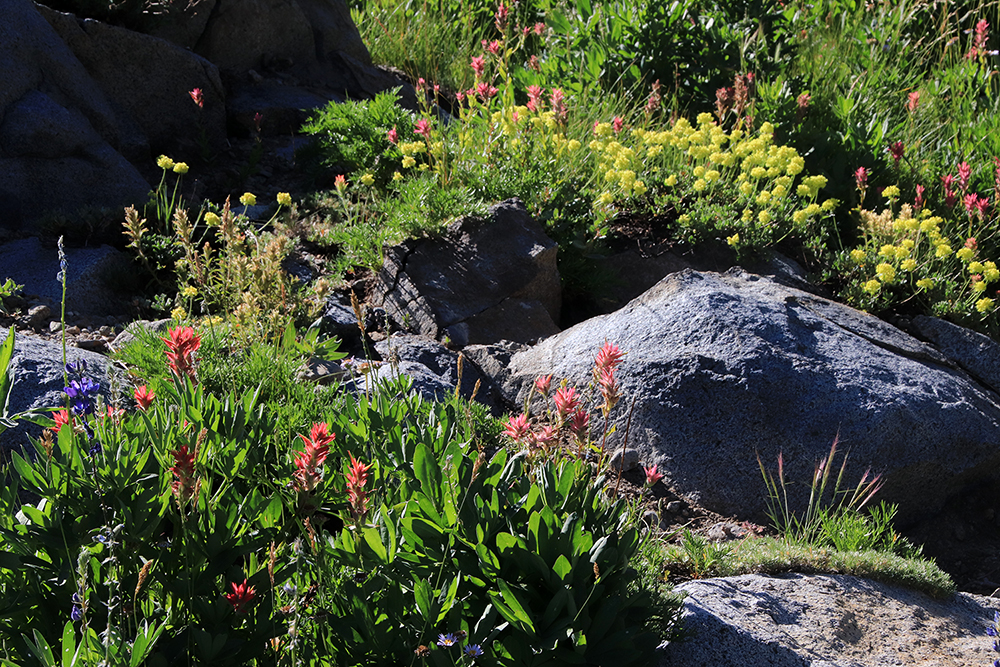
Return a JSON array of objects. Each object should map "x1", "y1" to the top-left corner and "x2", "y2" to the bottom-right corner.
[
  {"x1": 882, "y1": 185, "x2": 900, "y2": 200},
  {"x1": 875, "y1": 263, "x2": 896, "y2": 284},
  {"x1": 594, "y1": 341, "x2": 623, "y2": 372},
  {"x1": 936, "y1": 243, "x2": 953, "y2": 258},
  {"x1": 494, "y1": 0, "x2": 508, "y2": 32},
  {"x1": 985, "y1": 262, "x2": 999, "y2": 282},
  {"x1": 189, "y1": 88, "x2": 204, "y2": 108},
  {"x1": 888, "y1": 141, "x2": 905, "y2": 167},
  {"x1": 71, "y1": 593, "x2": 84, "y2": 622},
  {"x1": 156, "y1": 155, "x2": 175, "y2": 170},
  {"x1": 476, "y1": 82, "x2": 499, "y2": 100},
  {"x1": 645, "y1": 79, "x2": 662, "y2": 114},
  {"x1": 52, "y1": 409, "x2": 71, "y2": 433},
  {"x1": 854, "y1": 167, "x2": 868, "y2": 191},
  {"x1": 644, "y1": 464, "x2": 663, "y2": 487},
  {"x1": 65, "y1": 377, "x2": 100, "y2": 416},
  {"x1": 335, "y1": 174, "x2": 348, "y2": 190},
  {"x1": 665, "y1": 174, "x2": 678, "y2": 187},
  {"x1": 916, "y1": 278, "x2": 934, "y2": 290},
  {"x1": 727, "y1": 234, "x2": 740, "y2": 247},
  {"x1": 526, "y1": 85, "x2": 544, "y2": 112},
  {"x1": 901, "y1": 258, "x2": 917, "y2": 271},
  {"x1": 345, "y1": 452, "x2": 371, "y2": 520},
  {"x1": 958, "y1": 247, "x2": 975, "y2": 261},
  {"x1": 240, "y1": 192, "x2": 256, "y2": 207},
  {"x1": 550, "y1": 88, "x2": 567, "y2": 124},
  {"x1": 533, "y1": 21, "x2": 545, "y2": 35},
  {"x1": 612, "y1": 116, "x2": 624, "y2": 134},
  {"x1": 534, "y1": 374, "x2": 553, "y2": 396},
  {"x1": 392, "y1": 171, "x2": 403, "y2": 181},
  {"x1": 437, "y1": 633, "x2": 458, "y2": 647},
  {"x1": 170, "y1": 444, "x2": 197, "y2": 505},
  {"x1": 958, "y1": 162, "x2": 972, "y2": 192},
  {"x1": 171, "y1": 307, "x2": 186, "y2": 321},
  {"x1": 978, "y1": 297, "x2": 995, "y2": 313},
  {"x1": 528, "y1": 54, "x2": 540, "y2": 71},
  {"x1": 415, "y1": 118, "x2": 431, "y2": 139},
  {"x1": 173, "y1": 162, "x2": 189, "y2": 174},
  {"x1": 863, "y1": 279, "x2": 881, "y2": 295},
  {"x1": 914, "y1": 184, "x2": 925, "y2": 210},
  {"x1": 134, "y1": 386, "x2": 155, "y2": 410},
  {"x1": 850, "y1": 249, "x2": 867, "y2": 263},
  {"x1": 225, "y1": 578, "x2": 256, "y2": 614},
  {"x1": 360, "y1": 173, "x2": 375, "y2": 186},
  {"x1": 294, "y1": 423, "x2": 334, "y2": 493},
  {"x1": 533, "y1": 425, "x2": 558, "y2": 449},
  {"x1": 162, "y1": 326, "x2": 201, "y2": 382},
  {"x1": 795, "y1": 92, "x2": 811, "y2": 121},
  {"x1": 554, "y1": 386, "x2": 579, "y2": 421},
  {"x1": 487, "y1": 39, "x2": 501, "y2": 55},
  {"x1": 503, "y1": 413, "x2": 531, "y2": 444},
  {"x1": 568, "y1": 409, "x2": 590, "y2": 443},
  {"x1": 758, "y1": 210, "x2": 772, "y2": 224},
  {"x1": 907, "y1": 90, "x2": 920, "y2": 113},
  {"x1": 204, "y1": 211, "x2": 220, "y2": 226},
  {"x1": 464, "y1": 644, "x2": 485, "y2": 658},
  {"x1": 973, "y1": 277, "x2": 988, "y2": 293},
  {"x1": 402, "y1": 156, "x2": 416, "y2": 169}
]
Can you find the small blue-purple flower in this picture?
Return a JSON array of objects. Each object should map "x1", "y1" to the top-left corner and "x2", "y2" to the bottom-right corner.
[
  {"x1": 71, "y1": 592, "x2": 83, "y2": 621},
  {"x1": 463, "y1": 644, "x2": 484, "y2": 658},
  {"x1": 65, "y1": 377, "x2": 100, "y2": 416},
  {"x1": 437, "y1": 633, "x2": 458, "y2": 647}
]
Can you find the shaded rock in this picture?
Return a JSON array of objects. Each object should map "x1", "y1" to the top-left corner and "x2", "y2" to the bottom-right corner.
[
  {"x1": 295, "y1": 0, "x2": 370, "y2": 66},
  {"x1": 608, "y1": 447, "x2": 640, "y2": 472},
  {"x1": 374, "y1": 199, "x2": 561, "y2": 346},
  {"x1": 146, "y1": 0, "x2": 218, "y2": 50},
  {"x1": 41, "y1": 6, "x2": 226, "y2": 156},
  {"x1": 228, "y1": 81, "x2": 334, "y2": 136},
  {"x1": 354, "y1": 360, "x2": 454, "y2": 404},
  {"x1": 195, "y1": 0, "x2": 317, "y2": 73},
  {"x1": 500, "y1": 268, "x2": 1000, "y2": 526},
  {"x1": 374, "y1": 334, "x2": 501, "y2": 412},
  {"x1": 0, "y1": 238, "x2": 132, "y2": 317},
  {"x1": 297, "y1": 356, "x2": 347, "y2": 384},
  {"x1": 0, "y1": 325, "x2": 112, "y2": 451},
  {"x1": 660, "y1": 574, "x2": 997, "y2": 667},
  {"x1": 110, "y1": 319, "x2": 172, "y2": 351}
]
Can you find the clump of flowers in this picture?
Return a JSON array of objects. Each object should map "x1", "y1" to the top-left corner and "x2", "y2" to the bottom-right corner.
[
  {"x1": 503, "y1": 341, "x2": 626, "y2": 463},
  {"x1": 293, "y1": 423, "x2": 334, "y2": 494},
  {"x1": 169, "y1": 444, "x2": 198, "y2": 510},
  {"x1": 225, "y1": 578, "x2": 256, "y2": 614},
  {"x1": 345, "y1": 453, "x2": 371, "y2": 521},
  {"x1": 162, "y1": 326, "x2": 201, "y2": 383}
]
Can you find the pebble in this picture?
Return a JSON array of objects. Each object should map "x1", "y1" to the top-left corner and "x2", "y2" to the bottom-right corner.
[{"x1": 27, "y1": 304, "x2": 51, "y2": 329}]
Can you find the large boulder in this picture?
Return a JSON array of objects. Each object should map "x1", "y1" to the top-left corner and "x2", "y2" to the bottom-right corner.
[
  {"x1": 0, "y1": 0, "x2": 149, "y2": 226},
  {"x1": 195, "y1": 0, "x2": 317, "y2": 73},
  {"x1": 500, "y1": 268, "x2": 1000, "y2": 526},
  {"x1": 41, "y1": 6, "x2": 227, "y2": 156},
  {"x1": 374, "y1": 199, "x2": 562, "y2": 347},
  {"x1": 660, "y1": 573, "x2": 999, "y2": 667}
]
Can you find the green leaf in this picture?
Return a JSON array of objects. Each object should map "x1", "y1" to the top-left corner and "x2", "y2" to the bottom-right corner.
[
  {"x1": 0, "y1": 328, "x2": 15, "y2": 418},
  {"x1": 61, "y1": 621, "x2": 75, "y2": 667},
  {"x1": 27, "y1": 629, "x2": 55, "y2": 666},
  {"x1": 436, "y1": 573, "x2": 461, "y2": 624},
  {"x1": 413, "y1": 577, "x2": 433, "y2": 622},
  {"x1": 362, "y1": 525, "x2": 387, "y2": 563},
  {"x1": 491, "y1": 580, "x2": 535, "y2": 635},
  {"x1": 413, "y1": 442, "x2": 442, "y2": 500},
  {"x1": 552, "y1": 554, "x2": 573, "y2": 582}
]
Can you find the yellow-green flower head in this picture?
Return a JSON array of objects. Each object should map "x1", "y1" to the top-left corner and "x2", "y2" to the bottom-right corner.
[
  {"x1": 821, "y1": 198, "x2": 839, "y2": 211},
  {"x1": 973, "y1": 280, "x2": 988, "y2": 293},
  {"x1": 751, "y1": 167, "x2": 767, "y2": 179},
  {"x1": 935, "y1": 243, "x2": 953, "y2": 258},
  {"x1": 277, "y1": 192, "x2": 292, "y2": 206},
  {"x1": 665, "y1": 174, "x2": 678, "y2": 187},
  {"x1": 756, "y1": 190, "x2": 772, "y2": 205},
  {"x1": 797, "y1": 184, "x2": 812, "y2": 198},
  {"x1": 741, "y1": 208, "x2": 753, "y2": 222},
  {"x1": 882, "y1": 185, "x2": 901, "y2": 200},
  {"x1": 759, "y1": 121, "x2": 775, "y2": 135},
  {"x1": 758, "y1": 210, "x2": 772, "y2": 224},
  {"x1": 977, "y1": 297, "x2": 995, "y2": 313},
  {"x1": 360, "y1": 173, "x2": 375, "y2": 186},
  {"x1": 863, "y1": 279, "x2": 881, "y2": 295},
  {"x1": 173, "y1": 162, "x2": 189, "y2": 174},
  {"x1": 204, "y1": 212, "x2": 221, "y2": 226},
  {"x1": 727, "y1": 233, "x2": 740, "y2": 246},
  {"x1": 182, "y1": 286, "x2": 198, "y2": 297},
  {"x1": 567, "y1": 139, "x2": 581, "y2": 151},
  {"x1": 916, "y1": 278, "x2": 935, "y2": 290},
  {"x1": 157, "y1": 155, "x2": 175, "y2": 170},
  {"x1": 894, "y1": 246, "x2": 910, "y2": 259},
  {"x1": 805, "y1": 203, "x2": 821, "y2": 216},
  {"x1": 693, "y1": 178, "x2": 707, "y2": 192},
  {"x1": 705, "y1": 170, "x2": 721, "y2": 183},
  {"x1": 740, "y1": 181, "x2": 754, "y2": 196},
  {"x1": 633, "y1": 180, "x2": 648, "y2": 196},
  {"x1": 919, "y1": 219, "x2": 938, "y2": 233},
  {"x1": 392, "y1": 171, "x2": 403, "y2": 181},
  {"x1": 772, "y1": 184, "x2": 787, "y2": 198},
  {"x1": 240, "y1": 192, "x2": 256, "y2": 207},
  {"x1": 875, "y1": 262, "x2": 896, "y2": 283},
  {"x1": 792, "y1": 210, "x2": 808, "y2": 225},
  {"x1": 596, "y1": 192, "x2": 614, "y2": 206},
  {"x1": 171, "y1": 307, "x2": 187, "y2": 321},
  {"x1": 696, "y1": 112, "x2": 715, "y2": 127},
  {"x1": 900, "y1": 239, "x2": 915, "y2": 250},
  {"x1": 850, "y1": 249, "x2": 867, "y2": 263},
  {"x1": 957, "y1": 247, "x2": 975, "y2": 261},
  {"x1": 969, "y1": 261, "x2": 985, "y2": 274},
  {"x1": 901, "y1": 258, "x2": 917, "y2": 271},
  {"x1": 879, "y1": 244, "x2": 897, "y2": 258},
  {"x1": 402, "y1": 155, "x2": 416, "y2": 168},
  {"x1": 693, "y1": 165, "x2": 706, "y2": 178},
  {"x1": 985, "y1": 262, "x2": 1000, "y2": 282}
]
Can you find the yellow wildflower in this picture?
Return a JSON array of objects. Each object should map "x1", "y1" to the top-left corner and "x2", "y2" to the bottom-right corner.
[
  {"x1": 633, "y1": 181, "x2": 648, "y2": 196},
  {"x1": 360, "y1": 173, "x2": 375, "y2": 186},
  {"x1": 969, "y1": 261, "x2": 985, "y2": 274},
  {"x1": 204, "y1": 212, "x2": 220, "y2": 226},
  {"x1": 985, "y1": 261, "x2": 1000, "y2": 282},
  {"x1": 901, "y1": 258, "x2": 917, "y2": 271},
  {"x1": 957, "y1": 247, "x2": 975, "y2": 261},
  {"x1": 705, "y1": 170, "x2": 720, "y2": 183},
  {"x1": 182, "y1": 286, "x2": 198, "y2": 298},
  {"x1": 973, "y1": 280, "x2": 988, "y2": 293},
  {"x1": 879, "y1": 244, "x2": 896, "y2": 258},
  {"x1": 277, "y1": 192, "x2": 292, "y2": 206},
  {"x1": 758, "y1": 210, "x2": 772, "y2": 224},
  {"x1": 693, "y1": 178, "x2": 707, "y2": 192},
  {"x1": 850, "y1": 249, "x2": 867, "y2": 263},
  {"x1": 402, "y1": 155, "x2": 416, "y2": 168},
  {"x1": 882, "y1": 185, "x2": 900, "y2": 200},
  {"x1": 977, "y1": 297, "x2": 995, "y2": 313},
  {"x1": 157, "y1": 155, "x2": 175, "y2": 170},
  {"x1": 240, "y1": 192, "x2": 256, "y2": 207},
  {"x1": 936, "y1": 244, "x2": 953, "y2": 258},
  {"x1": 393, "y1": 171, "x2": 403, "y2": 181},
  {"x1": 875, "y1": 263, "x2": 896, "y2": 283},
  {"x1": 916, "y1": 278, "x2": 934, "y2": 290},
  {"x1": 727, "y1": 234, "x2": 740, "y2": 246},
  {"x1": 171, "y1": 307, "x2": 186, "y2": 321},
  {"x1": 173, "y1": 162, "x2": 189, "y2": 174},
  {"x1": 863, "y1": 279, "x2": 881, "y2": 295},
  {"x1": 665, "y1": 174, "x2": 678, "y2": 187},
  {"x1": 693, "y1": 166, "x2": 706, "y2": 178}
]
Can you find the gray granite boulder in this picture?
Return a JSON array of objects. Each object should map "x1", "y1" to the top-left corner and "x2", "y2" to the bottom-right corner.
[
  {"x1": 660, "y1": 573, "x2": 999, "y2": 667},
  {"x1": 0, "y1": 325, "x2": 112, "y2": 451},
  {"x1": 500, "y1": 268, "x2": 1000, "y2": 526},
  {"x1": 374, "y1": 199, "x2": 562, "y2": 347}
]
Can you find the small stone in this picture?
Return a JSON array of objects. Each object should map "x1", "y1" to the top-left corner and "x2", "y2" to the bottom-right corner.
[
  {"x1": 75, "y1": 338, "x2": 108, "y2": 352},
  {"x1": 27, "y1": 304, "x2": 51, "y2": 329},
  {"x1": 48, "y1": 321, "x2": 63, "y2": 333},
  {"x1": 297, "y1": 357, "x2": 348, "y2": 385},
  {"x1": 666, "y1": 500, "x2": 684, "y2": 513},
  {"x1": 608, "y1": 448, "x2": 640, "y2": 472},
  {"x1": 98, "y1": 325, "x2": 114, "y2": 337},
  {"x1": 65, "y1": 326, "x2": 81, "y2": 335}
]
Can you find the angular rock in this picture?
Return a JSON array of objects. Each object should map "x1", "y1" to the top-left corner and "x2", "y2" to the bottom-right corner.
[
  {"x1": 660, "y1": 574, "x2": 999, "y2": 667},
  {"x1": 195, "y1": 0, "x2": 317, "y2": 73},
  {"x1": 501, "y1": 268, "x2": 1000, "y2": 526},
  {"x1": 913, "y1": 315, "x2": 1000, "y2": 394},
  {"x1": 146, "y1": 0, "x2": 218, "y2": 50},
  {"x1": 374, "y1": 199, "x2": 561, "y2": 346}
]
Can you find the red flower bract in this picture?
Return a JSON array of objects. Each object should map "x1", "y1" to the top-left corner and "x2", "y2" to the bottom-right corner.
[
  {"x1": 345, "y1": 452, "x2": 372, "y2": 520},
  {"x1": 170, "y1": 445, "x2": 197, "y2": 505},
  {"x1": 162, "y1": 327, "x2": 201, "y2": 382},
  {"x1": 294, "y1": 423, "x2": 334, "y2": 493},
  {"x1": 225, "y1": 578, "x2": 256, "y2": 614},
  {"x1": 134, "y1": 385, "x2": 155, "y2": 410}
]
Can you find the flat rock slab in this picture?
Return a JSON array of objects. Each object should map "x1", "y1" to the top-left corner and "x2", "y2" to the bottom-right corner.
[
  {"x1": 501, "y1": 268, "x2": 1000, "y2": 525},
  {"x1": 661, "y1": 573, "x2": 1000, "y2": 667}
]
